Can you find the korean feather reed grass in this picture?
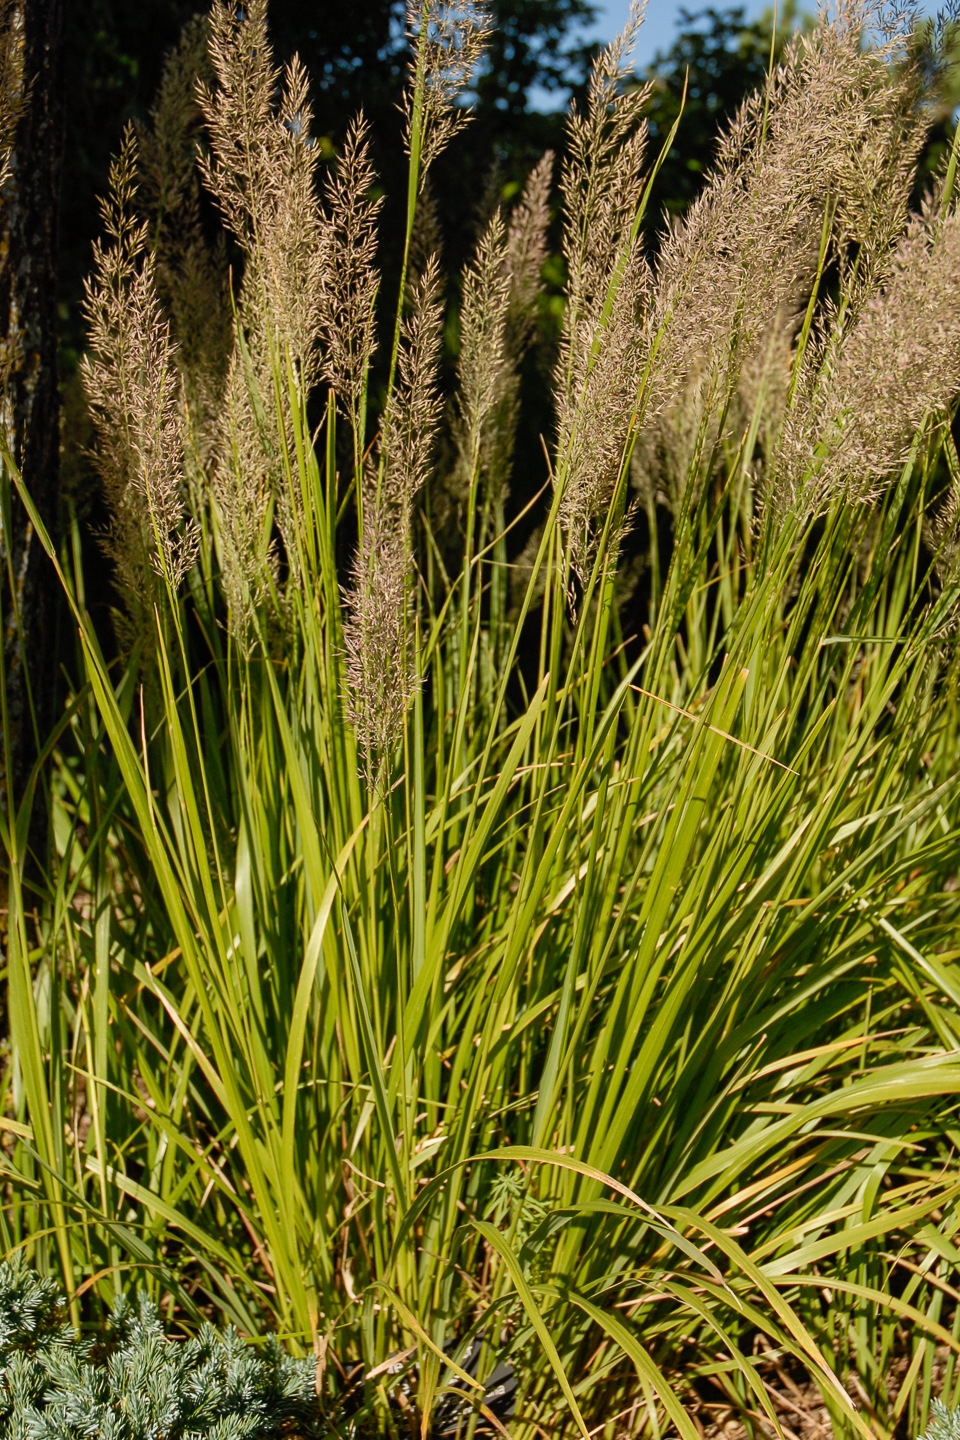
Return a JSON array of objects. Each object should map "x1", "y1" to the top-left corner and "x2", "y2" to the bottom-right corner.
[{"x1": 4, "y1": 0, "x2": 960, "y2": 1436}]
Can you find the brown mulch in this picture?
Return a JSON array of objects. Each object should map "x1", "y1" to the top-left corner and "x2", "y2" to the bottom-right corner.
[{"x1": 677, "y1": 1345, "x2": 952, "y2": 1440}]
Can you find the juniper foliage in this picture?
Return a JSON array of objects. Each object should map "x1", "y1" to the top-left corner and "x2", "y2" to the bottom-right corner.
[
  {"x1": 920, "y1": 1403, "x2": 960, "y2": 1440},
  {"x1": 0, "y1": 1261, "x2": 323, "y2": 1440}
]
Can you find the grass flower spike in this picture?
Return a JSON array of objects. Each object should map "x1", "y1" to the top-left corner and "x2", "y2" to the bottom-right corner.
[
  {"x1": 344, "y1": 258, "x2": 445, "y2": 773},
  {"x1": 555, "y1": 1, "x2": 653, "y2": 589},
  {"x1": 82, "y1": 129, "x2": 199, "y2": 646},
  {"x1": 404, "y1": 0, "x2": 493, "y2": 182}
]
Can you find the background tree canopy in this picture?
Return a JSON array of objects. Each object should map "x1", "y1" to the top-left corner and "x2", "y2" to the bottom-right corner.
[
  {"x1": 59, "y1": 0, "x2": 597, "y2": 355},
  {"x1": 59, "y1": 0, "x2": 810, "y2": 361}
]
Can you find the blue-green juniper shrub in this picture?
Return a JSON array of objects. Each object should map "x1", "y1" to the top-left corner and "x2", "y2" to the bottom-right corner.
[
  {"x1": 919, "y1": 1401, "x2": 960, "y2": 1440},
  {"x1": 0, "y1": 1258, "x2": 326, "y2": 1438}
]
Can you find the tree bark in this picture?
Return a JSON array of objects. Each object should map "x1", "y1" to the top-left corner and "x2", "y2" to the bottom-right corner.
[{"x1": 0, "y1": 0, "x2": 63, "y2": 886}]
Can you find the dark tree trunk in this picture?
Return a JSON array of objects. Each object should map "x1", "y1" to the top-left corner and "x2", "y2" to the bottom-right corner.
[{"x1": 0, "y1": 0, "x2": 63, "y2": 887}]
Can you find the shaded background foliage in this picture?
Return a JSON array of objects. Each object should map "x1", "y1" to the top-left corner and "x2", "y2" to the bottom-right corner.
[
  {"x1": 0, "y1": 0, "x2": 63, "y2": 896},
  {"x1": 59, "y1": 0, "x2": 811, "y2": 364},
  {"x1": 59, "y1": 0, "x2": 598, "y2": 362}
]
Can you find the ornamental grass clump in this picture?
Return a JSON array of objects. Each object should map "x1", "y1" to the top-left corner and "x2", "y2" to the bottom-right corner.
[{"x1": 3, "y1": 1, "x2": 960, "y2": 1439}]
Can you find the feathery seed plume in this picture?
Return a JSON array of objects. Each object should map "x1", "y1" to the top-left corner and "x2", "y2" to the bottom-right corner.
[
  {"x1": 431, "y1": 157, "x2": 552, "y2": 553},
  {"x1": 639, "y1": 0, "x2": 946, "y2": 513},
  {"x1": 779, "y1": 191, "x2": 960, "y2": 516},
  {"x1": 555, "y1": 1, "x2": 653, "y2": 588},
  {"x1": 344, "y1": 258, "x2": 445, "y2": 774},
  {"x1": 198, "y1": 0, "x2": 327, "y2": 633},
  {"x1": 318, "y1": 118, "x2": 383, "y2": 433},
  {"x1": 503, "y1": 152, "x2": 553, "y2": 358},
  {"x1": 480, "y1": 152, "x2": 553, "y2": 511},
  {"x1": 0, "y1": 0, "x2": 23, "y2": 190},
  {"x1": 82, "y1": 129, "x2": 199, "y2": 649},
  {"x1": 198, "y1": 0, "x2": 282, "y2": 257},
  {"x1": 455, "y1": 211, "x2": 511, "y2": 471},
  {"x1": 136, "y1": 16, "x2": 232, "y2": 492},
  {"x1": 404, "y1": 0, "x2": 493, "y2": 183},
  {"x1": 408, "y1": 175, "x2": 444, "y2": 292}
]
